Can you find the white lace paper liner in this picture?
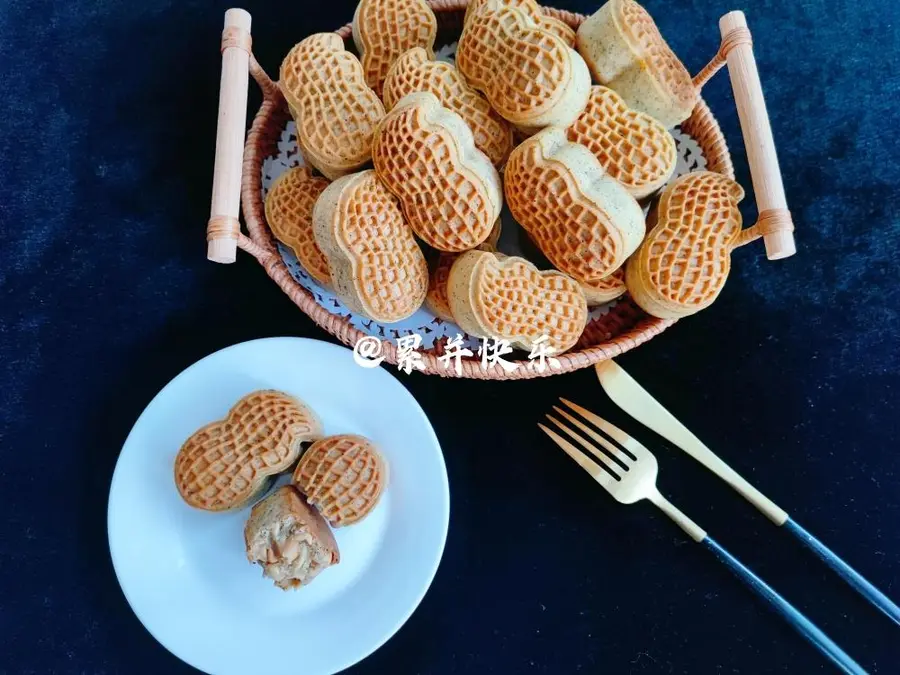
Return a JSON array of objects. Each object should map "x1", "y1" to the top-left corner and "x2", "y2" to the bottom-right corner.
[{"x1": 260, "y1": 41, "x2": 707, "y2": 351}]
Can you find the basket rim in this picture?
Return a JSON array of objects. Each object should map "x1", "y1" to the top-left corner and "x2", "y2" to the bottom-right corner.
[{"x1": 236, "y1": 0, "x2": 735, "y2": 380}]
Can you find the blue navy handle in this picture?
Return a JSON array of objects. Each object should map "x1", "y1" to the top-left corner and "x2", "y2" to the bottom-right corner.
[
  {"x1": 704, "y1": 537, "x2": 867, "y2": 675},
  {"x1": 784, "y1": 518, "x2": 900, "y2": 626}
]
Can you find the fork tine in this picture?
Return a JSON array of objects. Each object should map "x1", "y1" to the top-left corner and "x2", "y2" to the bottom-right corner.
[
  {"x1": 559, "y1": 398, "x2": 645, "y2": 457},
  {"x1": 545, "y1": 415, "x2": 621, "y2": 480},
  {"x1": 538, "y1": 423, "x2": 618, "y2": 491},
  {"x1": 551, "y1": 405, "x2": 632, "y2": 470}
]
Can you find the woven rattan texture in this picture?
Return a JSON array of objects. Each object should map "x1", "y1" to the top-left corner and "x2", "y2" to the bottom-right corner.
[
  {"x1": 240, "y1": 0, "x2": 734, "y2": 378},
  {"x1": 293, "y1": 435, "x2": 387, "y2": 527}
]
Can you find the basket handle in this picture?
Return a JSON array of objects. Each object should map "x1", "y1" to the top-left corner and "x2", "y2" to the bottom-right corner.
[
  {"x1": 694, "y1": 11, "x2": 796, "y2": 260},
  {"x1": 206, "y1": 8, "x2": 252, "y2": 264}
]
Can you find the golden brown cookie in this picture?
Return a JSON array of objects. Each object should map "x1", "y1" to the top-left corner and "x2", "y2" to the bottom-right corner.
[
  {"x1": 292, "y1": 434, "x2": 388, "y2": 527},
  {"x1": 457, "y1": 0, "x2": 590, "y2": 129},
  {"x1": 424, "y1": 219, "x2": 502, "y2": 322},
  {"x1": 464, "y1": 0, "x2": 576, "y2": 47},
  {"x1": 504, "y1": 127, "x2": 645, "y2": 284},
  {"x1": 447, "y1": 250, "x2": 588, "y2": 353},
  {"x1": 626, "y1": 171, "x2": 745, "y2": 319},
  {"x1": 567, "y1": 86, "x2": 677, "y2": 199},
  {"x1": 312, "y1": 170, "x2": 428, "y2": 323},
  {"x1": 352, "y1": 0, "x2": 437, "y2": 97},
  {"x1": 265, "y1": 167, "x2": 331, "y2": 286},
  {"x1": 279, "y1": 33, "x2": 385, "y2": 179},
  {"x1": 576, "y1": 0, "x2": 697, "y2": 128},
  {"x1": 580, "y1": 268, "x2": 627, "y2": 306},
  {"x1": 382, "y1": 48, "x2": 514, "y2": 167},
  {"x1": 372, "y1": 92, "x2": 502, "y2": 252},
  {"x1": 174, "y1": 391, "x2": 323, "y2": 512}
]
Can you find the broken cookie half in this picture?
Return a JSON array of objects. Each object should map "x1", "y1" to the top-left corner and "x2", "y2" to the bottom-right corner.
[{"x1": 244, "y1": 485, "x2": 340, "y2": 590}]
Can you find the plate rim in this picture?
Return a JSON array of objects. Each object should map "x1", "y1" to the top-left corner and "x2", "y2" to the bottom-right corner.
[{"x1": 107, "y1": 336, "x2": 450, "y2": 675}]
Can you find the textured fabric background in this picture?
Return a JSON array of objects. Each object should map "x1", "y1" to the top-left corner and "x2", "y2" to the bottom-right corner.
[{"x1": 1, "y1": 0, "x2": 898, "y2": 673}]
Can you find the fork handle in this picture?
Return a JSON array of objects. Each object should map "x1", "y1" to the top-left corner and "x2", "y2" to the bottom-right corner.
[
  {"x1": 784, "y1": 518, "x2": 900, "y2": 626},
  {"x1": 703, "y1": 537, "x2": 867, "y2": 674}
]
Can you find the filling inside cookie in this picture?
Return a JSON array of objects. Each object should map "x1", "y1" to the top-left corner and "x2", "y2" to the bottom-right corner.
[{"x1": 247, "y1": 514, "x2": 334, "y2": 590}]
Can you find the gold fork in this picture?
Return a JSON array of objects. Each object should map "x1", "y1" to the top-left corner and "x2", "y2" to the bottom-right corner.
[{"x1": 540, "y1": 399, "x2": 866, "y2": 675}]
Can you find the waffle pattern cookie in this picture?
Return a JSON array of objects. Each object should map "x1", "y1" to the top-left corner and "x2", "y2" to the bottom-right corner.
[
  {"x1": 174, "y1": 391, "x2": 324, "y2": 512},
  {"x1": 382, "y1": 48, "x2": 514, "y2": 167},
  {"x1": 626, "y1": 171, "x2": 746, "y2": 319},
  {"x1": 265, "y1": 167, "x2": 332, "y2": 286},
  {"x1": 279, "y1": 33, "x2": 385, "y2": 179},
  {"x1": 447, "y1": 251, "x2": 588, "y2": 353},
  {"x1": 313, "y1": 170, "x2": 428, "y2": 323},
  {"x1": 372, "y1": 92, "x2": 502, "y2": 252},
  {"x1": 292, "y1": 434, "x2": 388, "y2": 527},
  {"x1": 576, "y1": 0, "x2": 697, "y2": 128},
  {"x1": 244, "y1": 486, "x2": 340, "y2": 590},
  {"x1": 504, "y1": 127, "x2": 645, "y2": 284},
  {"x1": 352, "y1": 0, "x2": 437, "y2": 97},
  {"x1": 580, "y1": 268, "x2": 627, "y2": 306},
  {"x1": 567, "y1": 86, "x2": 677, "y2": 199},
  {"x1": 457, "y1": 0, "x2": 590, "y2": 129},
  {"x1": 425, "y1": 219, "x2": 501, "y2": 322},
  {"x1": 464, "y1": 0, "x2": 576, "y2": 47}
]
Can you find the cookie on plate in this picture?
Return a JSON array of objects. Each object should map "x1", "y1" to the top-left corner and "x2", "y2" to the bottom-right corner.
[
  {"x1": 279, "y1": 33, "x2": 385, "y2": 179},
  {"x1": 576, "y1": 0, "x2": 697, "y2": 128},
  {"x1": 457, "y1": 0, "x2": 590, "y2": 129},
  {"x1": 352, "y1": 0, "x2": 437, "y2": 97},
  {"x1": 372, "y1": 92, "x2": 502, "y2": 252},
  {"x1": 174, "y1": 390, "x2": 323, "y2": 512},
  {"x1": 447, "y1": 250, "x2": 588, "y2": 353},
  {"x1": 504, "y1": 127, "x2": 645, "y2": 284},
  {"x1": 293, "y1": 434, "x2": 388, "y2": 527},
  {"x1": 312, "y1": 170, "x2": 428, "y2": 323},
  {"x1": 244, "y1": 485, "x2": 340, "y2": 590},
  {"x1": 265, "y1": 167, "x2": 331, "y2": 287}
]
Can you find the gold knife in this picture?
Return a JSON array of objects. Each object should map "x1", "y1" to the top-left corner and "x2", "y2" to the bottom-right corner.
[{"x1": 595, "y1": 360, "x2": 900, "y2": 626}]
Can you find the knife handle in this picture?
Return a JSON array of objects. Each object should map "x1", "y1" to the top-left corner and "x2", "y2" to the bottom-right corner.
[
  {"x1": 784, "y1": 518, "x2": 900, "y2": 626},
  {"x1": 704, "y1": 537, "x2": 866, "y2": 675}
]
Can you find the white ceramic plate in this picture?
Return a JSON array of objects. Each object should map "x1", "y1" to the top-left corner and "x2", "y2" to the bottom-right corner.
[{"x1": 108, "y1": 337, "x2": 450, "y2": 675}]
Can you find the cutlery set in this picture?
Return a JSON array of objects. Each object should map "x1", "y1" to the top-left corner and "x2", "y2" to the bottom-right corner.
[{"x1": 539, "y1": 361, "x2": 897, "y2": 674}]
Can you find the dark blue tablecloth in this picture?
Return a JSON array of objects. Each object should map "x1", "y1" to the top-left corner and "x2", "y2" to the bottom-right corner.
[{"x1": 1, "y1": 0, "x2": 898, "y2": 672}]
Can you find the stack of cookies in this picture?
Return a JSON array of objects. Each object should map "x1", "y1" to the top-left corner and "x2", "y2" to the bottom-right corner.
[
  {"x1": 267, "y1": 0, "x2": 749, "y2": 359},
  {"x1": 174, "y1": 390, "x2": 388, "y2": 590}
]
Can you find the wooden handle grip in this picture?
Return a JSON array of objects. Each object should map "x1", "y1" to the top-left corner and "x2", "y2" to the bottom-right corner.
[
  {"x1": 207, "y1": 8, "x2": 252, "y2": 264},
  {"x1": 719, "y1": 11, "x2": 796, "y2": 260}
]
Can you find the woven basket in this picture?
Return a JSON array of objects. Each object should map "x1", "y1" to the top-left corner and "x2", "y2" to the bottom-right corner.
[{"x1": 206, "y1": 1, "x2": 795, "y2": 380}]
